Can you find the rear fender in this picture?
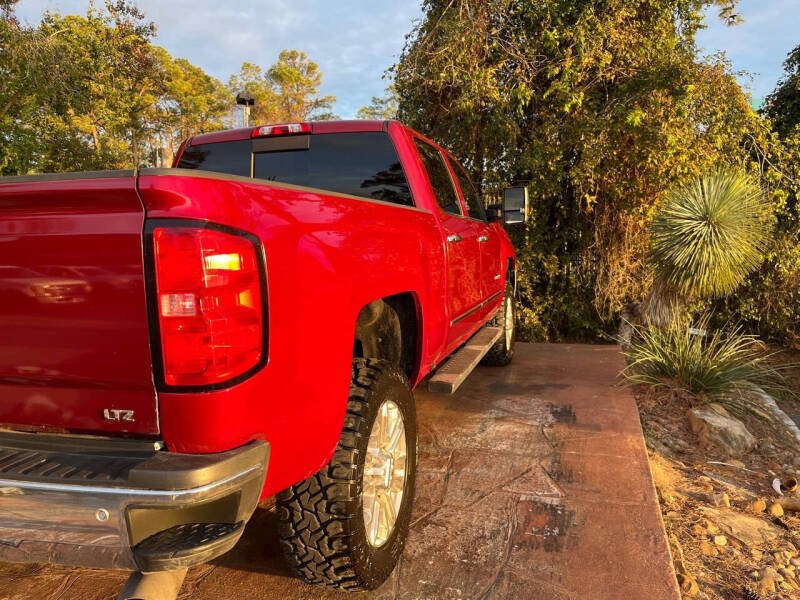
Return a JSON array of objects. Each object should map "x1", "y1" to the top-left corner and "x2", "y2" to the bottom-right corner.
[{"x1": 139, "y1": 171, "x2": 443, "y2": 496}]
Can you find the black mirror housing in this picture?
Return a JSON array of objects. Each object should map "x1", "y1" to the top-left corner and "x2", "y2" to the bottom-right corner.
[{"x1": 502, "y1": 187, "x2": 528, "y2": 225}]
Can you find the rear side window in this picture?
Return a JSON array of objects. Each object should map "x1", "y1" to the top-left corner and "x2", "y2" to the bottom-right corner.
[
  {"x1": 414, "y1": 139, "x2": 462, "y2": 216},
  {"x1": 177, "y1": 139, "x2": 251, "y2": 178},
  {"x1": 253, "y1": 132, "x2": 412, "y2": 206},
  {"x1": 449, "y1": 158, "x2": 487, "y2": 222}
]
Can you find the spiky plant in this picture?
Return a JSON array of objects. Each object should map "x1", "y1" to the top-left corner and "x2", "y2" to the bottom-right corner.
[
  {"x1": 649, "y1": 169, "x2": 771, "y2": 300},
  {"x1": 622, "y1": 319, "x2": 792, "y2": 414}
]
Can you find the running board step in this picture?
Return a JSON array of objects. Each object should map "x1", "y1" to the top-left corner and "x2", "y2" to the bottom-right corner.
[{"x1": 428, "y1": 327, "x2": 502, "y2": 394}]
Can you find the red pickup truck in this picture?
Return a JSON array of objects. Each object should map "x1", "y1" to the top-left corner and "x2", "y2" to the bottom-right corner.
[{"x1": 0, "y1": 120, "x2": 521, "y2": 593}]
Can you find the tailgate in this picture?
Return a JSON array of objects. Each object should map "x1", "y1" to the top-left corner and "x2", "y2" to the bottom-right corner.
[{"x1": 0, "y1": 171, "x2": 158, "y2": 435}]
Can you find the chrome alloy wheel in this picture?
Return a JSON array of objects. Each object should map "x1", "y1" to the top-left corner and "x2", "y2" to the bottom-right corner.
[
  {"x1": 504, "y1": 295, "x2": 514, "y2": 349},
  {"x1": 362, "y1": 400, "x2": 407, "y2": 547}
]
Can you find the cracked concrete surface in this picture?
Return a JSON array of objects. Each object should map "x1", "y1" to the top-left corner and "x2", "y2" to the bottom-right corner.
[{"x1": 0, "y1": 343, "x2": 679, "y2": 600}]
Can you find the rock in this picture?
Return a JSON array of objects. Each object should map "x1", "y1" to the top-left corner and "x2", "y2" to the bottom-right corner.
[
  {"x1": 770, "y1": 503, "x2": 785, "y2": 517},
  {"x1": 701, "y1": 507, "x2": 782, "y2": 546},
  {"x1": 764, "y1": 567, "x2": 784, "y2": 582},
  {"x1": 759, "y1": 577, "x2": 776, "y2": 595},
  {"x1": 713, "y1": 535, "x2": 728, "y2": 546},
  {"x1": 792, "y1": 558, "x2": 800, "y2": 567},
  {"x1": 747, "y1": 499, "x2": 767, "y2": 513},
  {"x1": 688, "y1": 403, "x2": 756, "y2": 457},
  {"x1": 709, "y1": 491, "x2": 730, "y2": 507}
]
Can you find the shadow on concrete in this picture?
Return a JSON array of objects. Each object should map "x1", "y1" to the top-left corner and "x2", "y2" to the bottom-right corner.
[{"x1": 208, "y1": 504, "x2": 294, "y2": 579}]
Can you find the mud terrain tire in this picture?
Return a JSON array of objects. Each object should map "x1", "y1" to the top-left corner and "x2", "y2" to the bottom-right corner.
[{"x1": 276, "y1": 358, "x2": 417, "y2": 590}]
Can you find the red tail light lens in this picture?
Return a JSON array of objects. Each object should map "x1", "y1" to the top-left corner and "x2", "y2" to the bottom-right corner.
[{"x1": 152, "y1": 226, "x2": 264, "y2": 387}]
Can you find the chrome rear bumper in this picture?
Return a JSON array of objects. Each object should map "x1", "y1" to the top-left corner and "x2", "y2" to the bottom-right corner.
[{"x1": 0, "y1": 432, "x2": 268, "y2": 570}]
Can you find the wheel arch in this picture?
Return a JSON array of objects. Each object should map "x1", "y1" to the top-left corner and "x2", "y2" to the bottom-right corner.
[{"x1": 353, "y1": 292, "x2": 422, "y2": 382}]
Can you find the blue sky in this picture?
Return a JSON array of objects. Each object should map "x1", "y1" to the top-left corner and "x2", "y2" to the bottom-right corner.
[
  {"x1": 13, "y1": 1, "x2": 799, "y2": 117},
  {"x1": 696, "y1": 0, "x2": 799, "y2": 102}
]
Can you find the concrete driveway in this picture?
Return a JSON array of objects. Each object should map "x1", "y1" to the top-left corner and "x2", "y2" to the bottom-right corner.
[{"x1": 0, "y1": 344, "x2": 679, "y2": 600}]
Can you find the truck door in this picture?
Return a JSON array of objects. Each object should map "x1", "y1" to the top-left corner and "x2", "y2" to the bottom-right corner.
[
  {"x1": 413, "y1": 139, "x2": 484, "y2": 348},
  {"x1": 447, "y1": 158, "x2": 503, "y2": 300}
]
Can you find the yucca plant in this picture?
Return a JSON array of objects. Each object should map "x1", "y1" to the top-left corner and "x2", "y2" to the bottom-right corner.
[
  {"x1": 643, "y1": 169, "x2": 772, "y2": 327},
  {"x1": 623, "y1": 319, "x2": 791, "y2": 414}
]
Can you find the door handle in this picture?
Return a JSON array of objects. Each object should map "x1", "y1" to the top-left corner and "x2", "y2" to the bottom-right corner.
[
  {"x1": 478, "y1": 235, "x2": 490, "y2": 242},
  {"x1": 446, "y1": 234, "x2": 462, "y2": 243}
]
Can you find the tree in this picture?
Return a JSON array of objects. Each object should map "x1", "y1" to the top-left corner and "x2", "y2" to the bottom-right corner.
[
  {"x1": 151, "y1": 48, "x2": 229, "y2": 165},
  {"x1": 228, "y1": 62, "x2": 279, "y2": 125},
  {"x1": 393, "y1": 0, "x2": 768, "y2": 342},
  {"x1": 268, "y1": 50, "x2": 336, "y2": 121},
  {"x1": 1, "y1": 1, "x2": 167, "y2": 172},
  {"x1": 357, "y1": 86, "x2": 398, "y2": 120},
  {"x1": 1, "y1": 1, "x2": 230, "y2": 174},
  {"x1": 229, "y1": 50, "x2": 337, "y2": 124},
  {"x1": 763, "y1": 44, "x2": 800, "y2": 139}
]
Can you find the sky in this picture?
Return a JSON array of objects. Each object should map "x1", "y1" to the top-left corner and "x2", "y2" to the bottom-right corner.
[
  {"x1": 696, "y1": 0, "x2": 798, "y2": 102},
  {"x1": 13, "y1": 1, "x2": 800, "y2": 118}
]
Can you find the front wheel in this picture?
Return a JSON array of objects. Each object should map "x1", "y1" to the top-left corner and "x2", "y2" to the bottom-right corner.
[
  {"x1": 480, "y1": 281, "x2": 515, "y2": 366},
  {"x1": 276, "y1": 358, "x2": 417, "y2": 591}
]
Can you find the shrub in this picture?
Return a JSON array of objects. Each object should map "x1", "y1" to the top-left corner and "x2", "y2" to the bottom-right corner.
[{"x1": 622, "y1": 320, "x2": 792, "y2": 413}]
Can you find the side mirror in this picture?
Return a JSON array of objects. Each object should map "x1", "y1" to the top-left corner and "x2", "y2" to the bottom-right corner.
[
  {"x1": 502, "y1": 187, "x2": 528, "y2": 225},
  {"x1": 486, "y1": 204, "x2": 503, "y2": 223}
]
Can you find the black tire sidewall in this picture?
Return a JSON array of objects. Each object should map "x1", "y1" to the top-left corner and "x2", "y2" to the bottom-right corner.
[{"x1": 350, "y1": 364, "x2": 417, "y2": 587}]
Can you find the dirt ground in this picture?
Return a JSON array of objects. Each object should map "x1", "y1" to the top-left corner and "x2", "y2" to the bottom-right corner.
[{"x1": 635, "y1": 358, "x2": 800, "y2": 600}]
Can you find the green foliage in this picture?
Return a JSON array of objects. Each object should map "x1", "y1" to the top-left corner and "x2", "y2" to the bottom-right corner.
[
  {"x1": 153, "y1": 50, "x2": 230, "y2": 162},
  {"x1": 2, "y1": 2, "x2": 337, "y2": 174},
  {"x1": 357, "y1": 86, "x2": 398, "y2": 120},
  {"x1": 649, "y1": 170, "x2": 771, "y2": 299},
  {"x1": 623, "y1": 320, "x2": 791, "y2": 412},
  {"x1": 228, "y1": 50, "x2": 337, "y2": 124},
  {"x1": 393, "y1": 0, "x2": 789, "y2": 343},
  {"x1": 763, "y1": 44, "x2": 800, "y2": 139}
]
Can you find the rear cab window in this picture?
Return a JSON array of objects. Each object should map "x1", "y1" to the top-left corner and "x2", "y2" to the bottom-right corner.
[{"x1": 177, "y1": 131, "x2": 413, "y2": 207}]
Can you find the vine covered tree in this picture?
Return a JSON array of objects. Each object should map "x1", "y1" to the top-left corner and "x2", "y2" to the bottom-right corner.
[{"x1": 393, "y1": 0, "x2": 774, "y2": 341}]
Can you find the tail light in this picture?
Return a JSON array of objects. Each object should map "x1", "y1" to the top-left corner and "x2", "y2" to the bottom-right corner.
[
  {"x1": 251, "y1": 122, "x2": 311, "y2": 138},
  {"x1": 151, "y1": 224, "x2": 266, "y2": 388}
]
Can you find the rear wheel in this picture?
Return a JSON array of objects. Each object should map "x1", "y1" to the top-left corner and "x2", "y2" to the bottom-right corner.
[
  {"x1": 276, "y1": 358, "x2": 417, "y2": 591},
  {"x1": 480, "y1": 281, "x2": 515, "y2": 366}
]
